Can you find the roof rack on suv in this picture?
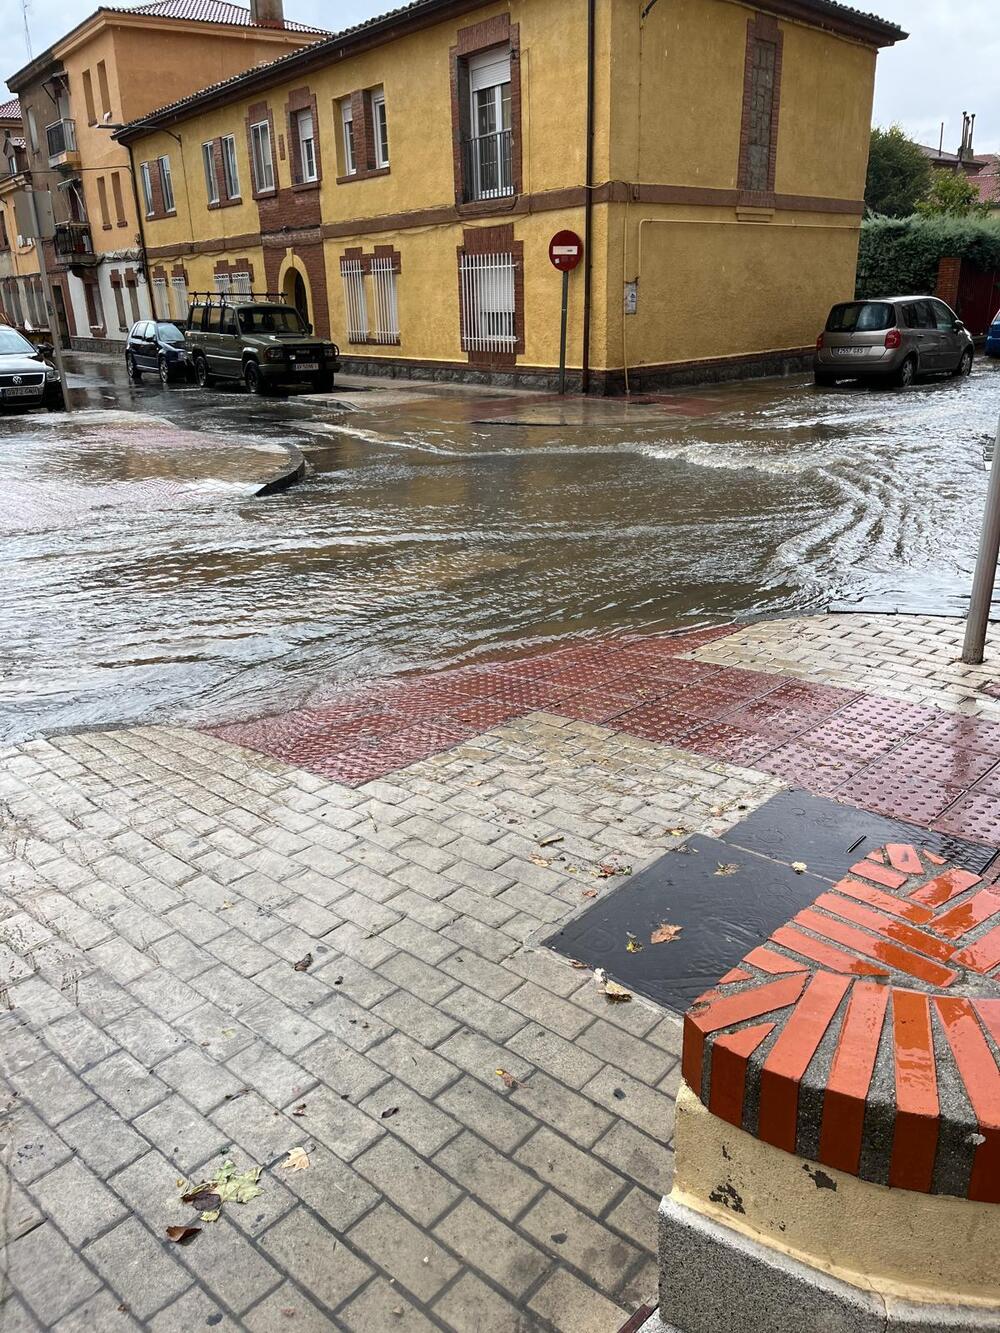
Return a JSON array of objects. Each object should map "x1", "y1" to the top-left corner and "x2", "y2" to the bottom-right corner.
[{"x1": 186, "y1": 290, "x2": 291, "y2": 308}]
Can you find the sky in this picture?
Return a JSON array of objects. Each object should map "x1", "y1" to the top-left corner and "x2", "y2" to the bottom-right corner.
[{"x1": 3, "y1": 0, "x2": 999, "y2": 155}]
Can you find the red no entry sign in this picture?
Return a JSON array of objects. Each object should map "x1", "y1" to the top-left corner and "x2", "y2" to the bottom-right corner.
[{"x1": 548, "y1": 230, "x2": 583, "y2": 272}]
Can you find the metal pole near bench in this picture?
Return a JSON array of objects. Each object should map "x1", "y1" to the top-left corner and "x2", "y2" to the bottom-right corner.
[{"x1": 961, "y1": 412, "x2": 1000, "y2": 664}]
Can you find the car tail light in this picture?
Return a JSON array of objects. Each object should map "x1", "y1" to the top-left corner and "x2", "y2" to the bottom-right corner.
[
  {"x1": 816, "y1": 333, "x2": 824, "y2": 350},
  {"x1": 885, "y1": 329, "x2": 902, "y2": 349}
]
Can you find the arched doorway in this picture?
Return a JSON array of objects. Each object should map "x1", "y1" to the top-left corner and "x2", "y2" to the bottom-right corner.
[{"x1": 283, "y1": 268, "x2": 309, "y2": 328}]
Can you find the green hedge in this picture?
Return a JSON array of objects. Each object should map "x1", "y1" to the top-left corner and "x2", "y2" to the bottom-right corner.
[{"x1": 856, "y1": 215, "x2": 1000, "y2": 299}]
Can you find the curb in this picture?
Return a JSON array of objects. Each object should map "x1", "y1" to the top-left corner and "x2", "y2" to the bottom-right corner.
[{"x1": 254, "y1": 443, "x2": 306, "y2": 497}]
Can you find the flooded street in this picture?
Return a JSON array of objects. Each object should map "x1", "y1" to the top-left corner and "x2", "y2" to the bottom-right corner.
[{"x1": 3, "y1": 352, "x2": 999, "y2": 743}]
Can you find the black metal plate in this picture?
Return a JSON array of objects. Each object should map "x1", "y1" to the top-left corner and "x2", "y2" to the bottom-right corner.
[
  {"x1": 545, "y1": 835, "x2": 827, "y2": 1013},
  {"x1": 719, "y1": 789, "x2": 994, "y2": 878}
]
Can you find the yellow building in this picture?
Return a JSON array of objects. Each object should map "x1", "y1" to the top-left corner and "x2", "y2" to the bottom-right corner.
[
  {"x1": 118, "y1": 0, "x2": 904, "y2": 391},
  {"x1": 6, "y1": 0, "x2": 325, "y2": 347},
  {"x1": 0, "y1": 97, "x2": 45, "y2": 331}
]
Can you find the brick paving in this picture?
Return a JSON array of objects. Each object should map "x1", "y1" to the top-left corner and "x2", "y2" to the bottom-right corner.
[{"x1": 2, "y1": 613, "x2": 1000, "y2": 1331}]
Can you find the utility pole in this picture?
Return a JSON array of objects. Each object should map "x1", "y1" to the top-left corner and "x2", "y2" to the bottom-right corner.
[
  {"x1": 961, "y1": 413, "x2": 1000, "y2": 663},
  {"x1": 15, "y1": 186, "x2": 72, "y2": 412}
]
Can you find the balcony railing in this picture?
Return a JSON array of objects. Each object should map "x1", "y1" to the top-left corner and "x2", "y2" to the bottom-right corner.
[
  {"x1": 461, "y1": 130, "x2": 513, "y2": 203},
  {"x1": 53, "y1": 221, "x2": 95, "y2": 261},
  {"x1": 46, "y1": 118, "x2": 77, "y2": 164}
]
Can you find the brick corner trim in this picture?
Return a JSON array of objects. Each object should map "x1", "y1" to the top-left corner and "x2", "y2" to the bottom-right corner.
[
  {"x1": 736, "y1": 13, "x2": 783, "y2": 210},
  {"x1": 683, "y1": 842, "x2": 1000, "y2": 1203}
]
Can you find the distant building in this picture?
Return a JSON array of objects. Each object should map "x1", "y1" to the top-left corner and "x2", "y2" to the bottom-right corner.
[
  {"x1": 118, "y1": 0, "x2": 905, "y2": 392},
  {"x1": 5, "y1": 0, "x2": 326, "y2": 348},
  {"x1": 919, "y1": 112, "x2": 989, "y2": 177},
  {"x1": 0, "y1": 97, "x2": 45, "y2": 331}
]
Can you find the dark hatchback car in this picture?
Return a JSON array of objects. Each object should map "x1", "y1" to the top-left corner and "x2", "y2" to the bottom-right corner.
[
  {"x1": 125, "y1": 320, "x2": 192, "y2": 385},
  {"x1": 0, "y1": 324, "x2": 64, "y2": 412}
]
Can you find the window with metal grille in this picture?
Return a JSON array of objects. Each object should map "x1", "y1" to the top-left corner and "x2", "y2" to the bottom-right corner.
[
  {"x1": 170, "y1": 276, "x2": 187, "y2": 321},
  {"x1": 231, "y1": 272, "x2": 251, "y2": 301},
  {"x1": 112, "y1": 283, "x2": 127, "y2": 331},
  {"x1": 152, "y1": 277, "x2": 168, "y2": 319},
  {"x1": 745, "y1": 39, "x2": 776, "y2": 193},
  {"x1": 459, "y1": 251, "x2": 516, "y2": 352},
  {"x1": 341, "y1": 257, "x2": 368, "y2": 342},
  {"x1": 214, "y1": 273, "x2": 231, "y2": 295},
  {"x1": 370, "y1": 256, "x2": 399, "y2": 344}
]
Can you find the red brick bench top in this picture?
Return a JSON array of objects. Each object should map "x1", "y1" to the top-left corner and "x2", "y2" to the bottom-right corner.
[{"x1": 682, "y1": 843, "x2": 1000, "y2": 1203}]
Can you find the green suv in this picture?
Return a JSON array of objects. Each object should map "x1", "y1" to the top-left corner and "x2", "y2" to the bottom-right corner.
[{"x1": 184, "y1": 293, "x2": 341, "y2": 395}]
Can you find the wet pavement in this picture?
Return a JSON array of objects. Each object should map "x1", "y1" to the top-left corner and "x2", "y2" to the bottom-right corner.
[{"x1": 3, "y1": 351, "x2": 1000, "y2": 743}]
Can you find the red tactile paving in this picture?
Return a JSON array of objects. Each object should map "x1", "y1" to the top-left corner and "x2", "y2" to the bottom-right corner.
[
  {"x1": 204, "y1": 625, "x2": 1000, "y2": 854},
  {"x1": 682, "y1": 844, "x2": 1000, "y2": 1203},
  {"x1": 933, "y1": 792, "x2": 1000, "y2": 845}
]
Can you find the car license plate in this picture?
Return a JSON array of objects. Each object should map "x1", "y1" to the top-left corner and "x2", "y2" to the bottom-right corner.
[
  {"x1": 832, "y1": 348, "x2": 866, "y2": 357},
  {"x1": 295, "y1": 362, "x2": 319, "y2": 372},
  {"x1": 3, "y1": 386, "x2": 41, "y2": 397}
]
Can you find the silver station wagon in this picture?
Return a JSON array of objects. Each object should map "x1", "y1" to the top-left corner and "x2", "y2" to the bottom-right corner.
[{"x1": 814, "y1": 296, "x2": 974, "y2": 388}]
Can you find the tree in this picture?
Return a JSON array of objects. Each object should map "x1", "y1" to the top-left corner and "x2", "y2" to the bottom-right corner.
[
  {"x1": 916, "y1": 169, "x2": 989, "y2": 217},
  {"x1": 865, "y1": 125, "x2": 933, "y2": 217}
]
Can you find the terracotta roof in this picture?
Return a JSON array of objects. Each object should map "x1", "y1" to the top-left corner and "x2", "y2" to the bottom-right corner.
[
  {"x1": 121, "y1": 0, "x2": 326, "y2": 33},
  {"x1": 918, "y1": 144, "x2": 991, "y2": 168},
  {"x1": 974, "y1": 161, "x2": 1000, "y2": 208},
  {"x1": 0, "y1": 97, "x2": 20, "y2": 120},
  {"x1": 117, "y1": 0, "x2": 904, "y2": 140}
]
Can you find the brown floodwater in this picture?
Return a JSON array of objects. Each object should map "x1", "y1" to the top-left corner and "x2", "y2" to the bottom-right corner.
[{"x1": 2, "y1": 353, "x2": 999, "y2": 743}]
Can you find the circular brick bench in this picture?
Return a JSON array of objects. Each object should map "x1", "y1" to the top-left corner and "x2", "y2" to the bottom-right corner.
[{"x1": 657, "y1": 843, "x2": 1000, "y2": 1333}]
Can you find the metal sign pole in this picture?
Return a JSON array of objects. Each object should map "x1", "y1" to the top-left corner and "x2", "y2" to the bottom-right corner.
[
  {"x1": 961, "y1": 411, "x2": 1000, "y2": 664},
  {"x1": 558, "y1": 269, "x2": 569, "y2": 395},
  {"x1": 26, "y1": 189, "x2": 72, "y2": 413}
]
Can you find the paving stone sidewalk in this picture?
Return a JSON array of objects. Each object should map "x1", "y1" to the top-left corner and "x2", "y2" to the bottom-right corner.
[{"x1": 2, "y1": 613, "x2": 998, "y2": 1332}]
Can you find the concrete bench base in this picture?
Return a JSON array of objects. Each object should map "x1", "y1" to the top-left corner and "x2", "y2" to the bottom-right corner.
[{"x1": 658, "y1": 1193, "x2": 1000, "y2": 1332}]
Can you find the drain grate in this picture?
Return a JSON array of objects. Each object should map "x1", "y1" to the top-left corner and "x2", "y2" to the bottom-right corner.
[{"x1": 718, "y1": 789, "x2": 994, "y2": 878}]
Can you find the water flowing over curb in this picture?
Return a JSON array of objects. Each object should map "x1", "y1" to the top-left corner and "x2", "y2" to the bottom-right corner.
[{"x1": 254, "y1": 443, "x2": 306, "y2": 497}]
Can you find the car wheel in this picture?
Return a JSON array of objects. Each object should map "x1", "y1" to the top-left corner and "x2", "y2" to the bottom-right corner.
[
  {"x1": 158, "y1": 356, "x2": 172, "y2": 387},
  {"x1": 814, "y1": 371, "x2": 837, "y2": 387},
  {"x1": 46, "y1": 393, "x2": 66, "y2": 413},
  {"x1": 892, "y1": 355, "x2": 917, "y2": 388},
  {"x1": 953, "y1": 348, "x2": 974, "y2": 378},
  {"x1": 244, "y1": 360, "x2": 266, "y2": 395},
  {"x1": 194, "y1": 354, "x2": 212, "y2": 388},
  {"x1": 126, "y1": 351, "x2": 142, "y2": 382}
]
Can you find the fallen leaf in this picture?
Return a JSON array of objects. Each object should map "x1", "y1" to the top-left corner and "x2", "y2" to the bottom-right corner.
[
  {"x1": 666, "y1": 827, "x2": 688, "y2": 838},
  {"x1": 538, "y1": 834, "x2": 564, "y2": 847},
  {"x1": 651, "y1": 922, "x2": 683, "y2": 945},
  {"x1": 595, "y1": 861, "x2": 632, "y2": 879},
  {"x1": 625, "y1": 934, "x2": 643, "y2": 953},
  {"x1": 714, "y1": 863, "x2": 739, "y2": 876},
  {"x1": 529, "y1": 855, "x2": 551, "y2": 868},
  {"x1": 594, "y1": 968, "x2": 632, "y2": 1003},
  {"x1": 569, "y1": 959, "x2": 588, "y2": 969},
  {"x1": 495, "y1": 1068, "x2": 525, "y2": 1090},
  {"x1": 292, "y1": 1103, "x2": 308, "y2": 1117},
  {"x1": 292, "y1": 953, "x2": 313, "y2": 972},
  {"x1": 180, "y1": 1188, "x2": 222, "y2": 1212},
  {"x1": 380, "y1": 1106, "x2": 400, "y2": 1119},
  {"x1": 582, "y1": 888, "x2": 598, "y2": 898},
  {"x1": 791, "y1": 861, "x2": 807, "y2": 874},
  {"x1": 603, "y1": 980, "x2": 632, "y2": 1003},
  {"x1": 181, "y1": 1160, "x2": 263, "y2": 1221},
  {"x1": 282, "y1": 1147, "x2": 310, "y2": 1172},
  {"x1": 165, "y1": 1225, "x2": 201, "y2": 1245}
]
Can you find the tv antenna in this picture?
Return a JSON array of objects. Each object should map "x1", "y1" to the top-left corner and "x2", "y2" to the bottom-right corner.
[{"x1": 22, "y1": 0, "x2": 33, "y2": 58}]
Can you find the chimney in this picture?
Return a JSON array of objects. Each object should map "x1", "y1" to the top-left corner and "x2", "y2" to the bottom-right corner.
[{"x1": 249, "y1": 0, "x2": 284, "y2": 28}]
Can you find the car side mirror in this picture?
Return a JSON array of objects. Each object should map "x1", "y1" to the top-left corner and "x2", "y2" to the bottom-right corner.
[
  {"x1": 954, "y1": 320, "x2": 966, "y2": 332},
  {"x1": 36, "y1": 343, "x2": 54, "y2": 358}
]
